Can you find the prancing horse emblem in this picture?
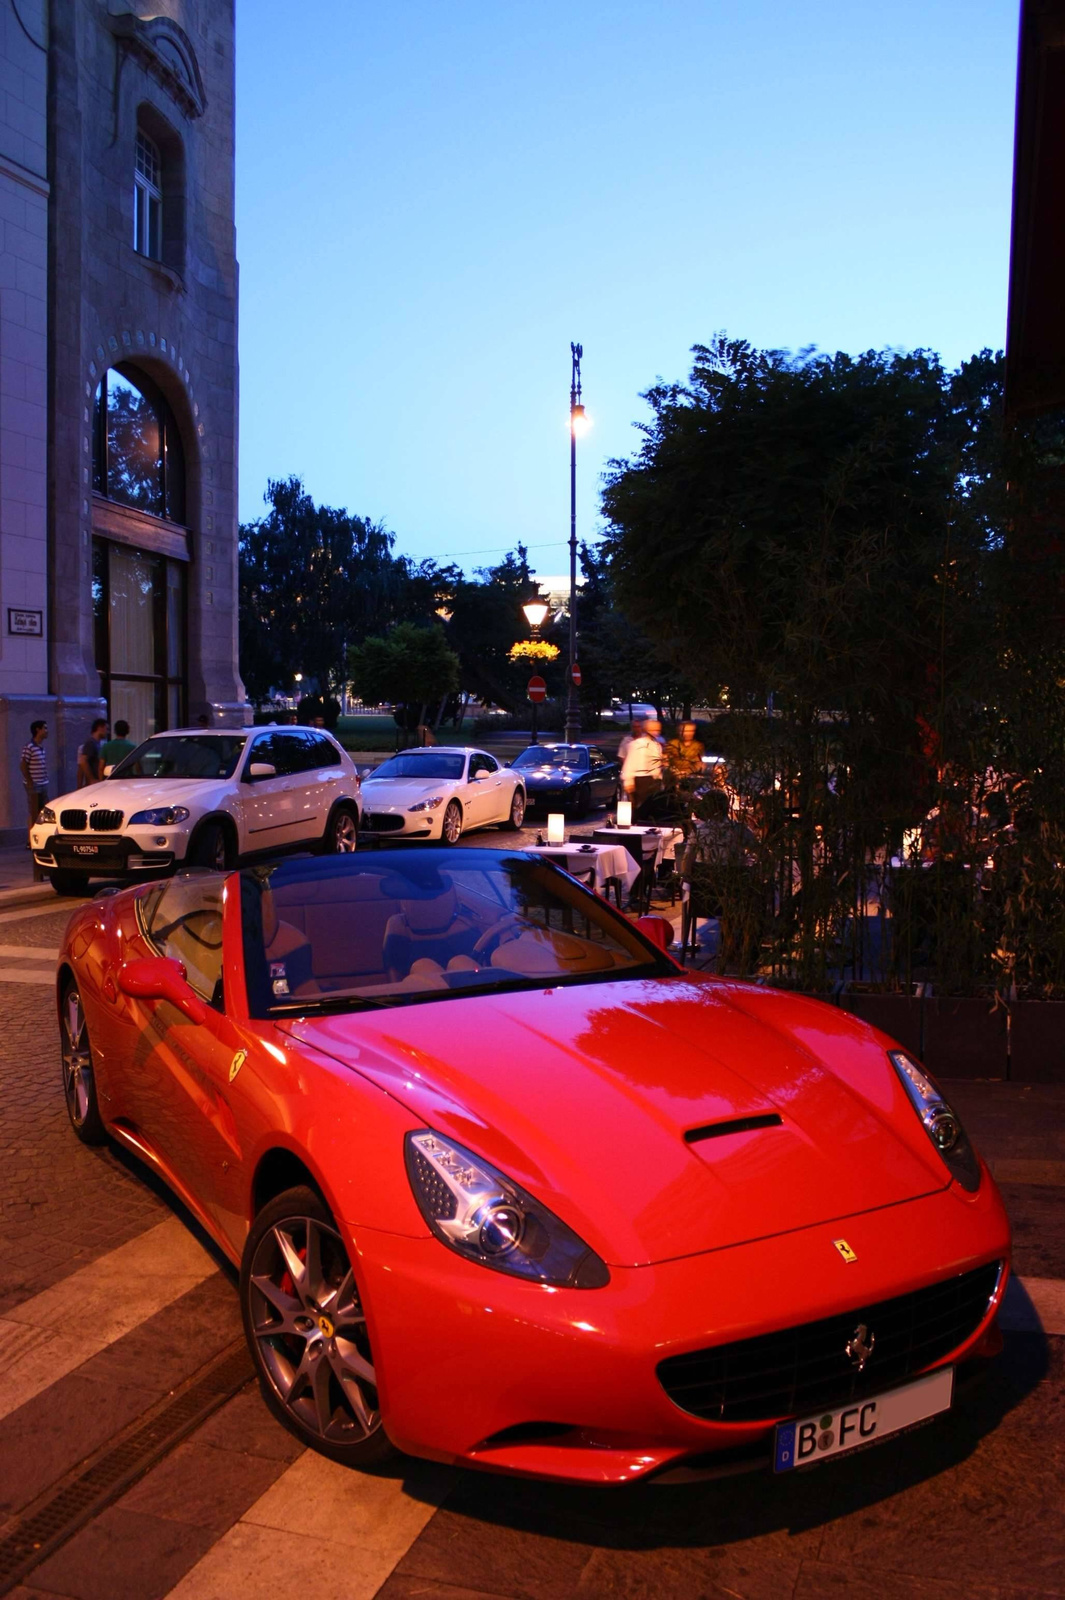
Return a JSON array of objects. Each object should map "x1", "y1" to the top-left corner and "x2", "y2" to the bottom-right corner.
[
  {"x1": 845, "y1": 1323, "x2": 876, "y2": 1371},
  {"x1": 228, "y1": 1049, "x2": 247, "y2": 1084}
]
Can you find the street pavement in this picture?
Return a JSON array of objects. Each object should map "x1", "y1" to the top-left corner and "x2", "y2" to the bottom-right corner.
[{"x1": 0, "y1": 833, "x2": 1063, "y2": 1599}]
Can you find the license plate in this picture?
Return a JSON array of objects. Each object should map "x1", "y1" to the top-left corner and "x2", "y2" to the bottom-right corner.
[
  {"x1": 773, "y1": 1367, "x2": 954, "y2": 1472},
  {"x1": 72, "y1": 844, "x2": 99, "y2": 856}
]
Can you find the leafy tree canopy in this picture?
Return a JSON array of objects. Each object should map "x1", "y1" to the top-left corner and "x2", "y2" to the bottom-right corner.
[{"x1": 348, "y1": 623, "x2": 460, "y2": 720}]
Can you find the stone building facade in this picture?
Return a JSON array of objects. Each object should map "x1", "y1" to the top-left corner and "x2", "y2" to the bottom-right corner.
[{"x1": 0, "y1": 0, "x2": 243, "y2": 840}]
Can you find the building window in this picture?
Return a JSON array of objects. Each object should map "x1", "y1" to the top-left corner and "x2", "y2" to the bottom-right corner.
[
  {"x1": 93, "y1": 365, "x2": 186, "y2": 524},
  {"x1": 93, "y1": 541, "x2": 187, "y2": 741},
  {"x1": 134, "y1": 129, "x2": 163, "y2": 259}
]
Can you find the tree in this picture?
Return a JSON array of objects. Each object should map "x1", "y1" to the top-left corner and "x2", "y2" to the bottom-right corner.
[
  {"x1": 348, "y1": 623, "x2": 460, "y2": 728},
  {"x1": 239, "y1": 477, "x2": 409, "y2": 703},
  {"x1": 445, "y1": 545, "x2": 549, "y2": 709}
]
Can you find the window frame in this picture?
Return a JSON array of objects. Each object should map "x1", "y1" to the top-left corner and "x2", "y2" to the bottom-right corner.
[
  {"x1": 93, "y1": 539, "x2": 187, "y2": 738},
  {"x1": 134, "y1": 129, "x2": 163, "y2": 261},
  {"x1": 93, "y1": 365, "x2": 186, "y2": 526}
]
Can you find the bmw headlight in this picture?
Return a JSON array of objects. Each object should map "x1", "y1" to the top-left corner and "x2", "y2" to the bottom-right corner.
[
  {"x1": 405, "y1": 1130, "x2": 609, "y2": 1288},
  {"x1": 129, "y1": 806, "x2": 190, "y2": 826},
  {"x1": 37, "y1": 805, "x2": 56, "y2": 825},
  {"x1": 889, "y1": 1051, "x2": 981, "y2": 1191},
  {"x1": 408, "y1": 796, "x2": 445, "y2": 813}
]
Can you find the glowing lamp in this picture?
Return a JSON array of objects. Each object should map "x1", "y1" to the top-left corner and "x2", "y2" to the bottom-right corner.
[
  {"x1": 616, "y1": 799, "x2": 633, "y2": 827},
  {"x1": 547, "y1": 812, "x2": 565, "y2": 844},
  {"x1": 522, "y1": 600, "x2": 549, "y2": 631},
  {"x1": 570, "y1": 403, "x2": 590, "y2": 437}
]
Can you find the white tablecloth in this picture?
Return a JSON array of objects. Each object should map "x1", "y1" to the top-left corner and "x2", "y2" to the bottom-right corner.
[
  {"x1": 528, "y1": 842, "x2": 641, "y2": 895},
  {"x1": 593, "y1": 826, "x2": 685, "y2": 869}
]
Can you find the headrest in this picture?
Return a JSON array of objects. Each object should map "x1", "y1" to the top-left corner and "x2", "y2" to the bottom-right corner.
[{"x1": 400, "y1": 885, "x2": 458, "y2": 933}]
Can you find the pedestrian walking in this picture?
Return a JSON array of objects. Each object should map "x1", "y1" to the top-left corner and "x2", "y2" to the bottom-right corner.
[
  {"x1": 77, "y1": 717, "x2": 108, "y2": 787},
  {"x1": 617, "y1": 715, "x2": 645, "y2": 767},
  {"x1": 100, "y1": 720, "x2": 136, "y2": 770},
  {"x1": 621, "y1": 717, "x2": 665, "y2": 816},
  {"x1": 19, "y1": 720, "x2": 48, "y2": 844}
]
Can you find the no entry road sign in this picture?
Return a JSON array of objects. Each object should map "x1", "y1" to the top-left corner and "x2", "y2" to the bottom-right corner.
[
  {"x1": 571, "y1": 662, "x2": 582, "y2": 687},
  {"x1": 527, "y1": 676, "x2": 547, "y2": 703}
]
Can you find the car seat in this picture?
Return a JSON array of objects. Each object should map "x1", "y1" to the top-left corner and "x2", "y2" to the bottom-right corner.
[{"x1": 382, "y1": 884, "x2": 479, "y2": 979}]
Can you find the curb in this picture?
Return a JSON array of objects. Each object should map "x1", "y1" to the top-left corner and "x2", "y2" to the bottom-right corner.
[{"x1": 0, "y1": 882, "x2": 58, "y2": 911}]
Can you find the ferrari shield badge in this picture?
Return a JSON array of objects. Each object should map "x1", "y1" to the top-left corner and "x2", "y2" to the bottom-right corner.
[
  {"x1": 833, "y1": 1238, "x2": 858, "y2": 1264},
  {"x1": 228, "y1": 1049, "x2": 247, "y2": 1084}
]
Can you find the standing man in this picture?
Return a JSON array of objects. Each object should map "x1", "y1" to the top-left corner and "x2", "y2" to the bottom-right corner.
[
  {"x1": 621, "y1": 718, "x2": 665, "y2": 817},
  {"x1": 77, "y1": 718, "x2": 109, "y2": 787},
  {"x1": 19, "y1": 721, "x2": 48, "y2": 844},
  {"x1": 100, "y1": 720, "x2": 136, "y2": 770}
]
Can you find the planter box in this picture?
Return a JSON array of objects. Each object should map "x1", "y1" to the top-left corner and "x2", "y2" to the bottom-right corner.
[
  {"x1": 839, "y1": 987, "x2": 923, "y2": 1058},
  {"x1": 923, "y1": 996, "x2": 1008, "y2": 1080},
  {"x1": 1009, "y1": 1000, "x2": 1065, "y2": 1083}
]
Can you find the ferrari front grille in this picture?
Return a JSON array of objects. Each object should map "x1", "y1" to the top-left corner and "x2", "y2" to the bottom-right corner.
[
  {"x1": 657, "y1": 1260, "x2": 1002, "y2": 1423},
  {"x1": 89, "y1": 810, "x2": 123, "y2": 831},
  {"x1": 60, "y1": 809, "x2": 87, "y2": 830}
]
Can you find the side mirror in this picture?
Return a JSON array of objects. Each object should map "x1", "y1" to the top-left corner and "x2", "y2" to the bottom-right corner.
[
  {"x1": 634, "y1": 914, "x2": 674, "y2": 951},
  {"x1": 118, "y1": 956, "x2": 208, "y2": 1025},
  {"x1": 103, "y1": 764, "x2": 114, "y2": 777},
  {"x1": 247, "y1": 762, "x2": 276, "y2": 781},
  {"x1": 474, "y1": 769, "x2": 492, "y2": 782}
]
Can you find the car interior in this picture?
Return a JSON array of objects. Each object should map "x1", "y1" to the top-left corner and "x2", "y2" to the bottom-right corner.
[{"x1": 241, "y1": 859, "x2": 654, "y2": 1010}]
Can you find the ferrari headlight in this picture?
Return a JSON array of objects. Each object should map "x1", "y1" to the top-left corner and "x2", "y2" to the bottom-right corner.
[
  {"x1": 889, "y1": 1051, "x2": 980, "y2": 1191},
  {"x1": 404, "y1": 1130, "x2": 609, "y2": 1288},
  {"x1": 129, "y1": 806, "x2": 190, "y2": 826},
  {"x1": 37, "y1": 805, "x2": 56, "y2": 825},
  {"x1": 408, "y1": 796, "x2": 445, "y2": 812}
]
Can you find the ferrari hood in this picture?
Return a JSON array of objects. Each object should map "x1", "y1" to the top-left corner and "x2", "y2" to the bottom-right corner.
[{"x1": 285, "y1": 977, "x2": 951, "y2": 1267}]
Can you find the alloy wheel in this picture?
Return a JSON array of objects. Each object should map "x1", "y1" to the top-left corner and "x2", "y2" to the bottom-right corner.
[
  {"x1": 510, "y1": 790, "x2": 525, "y2": 828},
  {"x1": 330, "y1": 809, "x2": 359, "y2": 852},
  {"x1": 247, "y1": 1214, "x2": 380, "y2": 1446},
  {"x1": 442, "y1": 800, "x2": 463, "y2": 844},
  {"x1": 61, "y1": 982, "x2": 104, "y2": 1142}
]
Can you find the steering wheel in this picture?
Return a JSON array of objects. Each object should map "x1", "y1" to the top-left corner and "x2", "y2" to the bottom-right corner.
[{"x1": 472, "y1": 911, "x2": 527, "y2": 960}]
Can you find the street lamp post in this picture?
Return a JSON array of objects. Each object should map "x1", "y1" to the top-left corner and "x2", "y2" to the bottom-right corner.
[
  {"x1": 566, "y1": 342, "x2": 585, "y2": 746},
  {"x1": 521, "y1": 599, "x2": 549, "y2": 744}
]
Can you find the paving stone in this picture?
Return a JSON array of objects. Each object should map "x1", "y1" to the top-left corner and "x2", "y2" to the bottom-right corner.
[
  {"x1": 27, "y1": 1505, "x2": 216, "y2": 1600},
  {"x1": 120, "y1": 1437, "x2": 289, "y2": 1531},
  {"x1": 191, "y1": 1386, "x2": 305, "y2": 1464}
]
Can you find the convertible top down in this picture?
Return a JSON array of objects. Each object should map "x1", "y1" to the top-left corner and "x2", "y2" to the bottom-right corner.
[{"x1": 58, "y1": 849, "x2": 1010, "y2": 1483}]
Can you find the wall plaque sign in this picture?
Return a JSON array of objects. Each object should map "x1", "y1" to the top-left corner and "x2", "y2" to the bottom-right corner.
[{"x1": 7, "y1": 609, "x2": 43, "y2": 636}]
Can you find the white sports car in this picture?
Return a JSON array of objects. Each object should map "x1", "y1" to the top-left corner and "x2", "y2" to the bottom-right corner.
[
  {"x1": 31, "y1": 726, "x2": 362, "y2": 894},
  {"x1": 360, "y1": 746, "x2": 526, "y2": 843}
]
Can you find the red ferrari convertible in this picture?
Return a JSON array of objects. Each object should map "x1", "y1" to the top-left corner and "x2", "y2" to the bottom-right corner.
[{"x1": 58, "y1": 849, "x2": 1010, "y2": 1484}]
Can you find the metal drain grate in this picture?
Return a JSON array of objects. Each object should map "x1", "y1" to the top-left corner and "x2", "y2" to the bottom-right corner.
[{"x1": 0, "y1": 1341, "x2": 253, "y2": 1595}]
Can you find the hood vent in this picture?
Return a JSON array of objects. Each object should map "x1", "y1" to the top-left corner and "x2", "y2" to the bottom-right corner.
[{"x1": 684, "y1": 1112, "x2": 783, "y2": 1144}]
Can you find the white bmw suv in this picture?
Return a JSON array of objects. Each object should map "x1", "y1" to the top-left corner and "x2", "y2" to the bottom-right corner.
[{"x1": 31, "y1": 726, "x2": 362, "y2": 895}]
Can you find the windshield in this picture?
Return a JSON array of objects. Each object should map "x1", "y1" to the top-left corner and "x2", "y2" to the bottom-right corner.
[
  {"x1": 367, "y1": 753, "x2": 466, "y2": 781},
  {"x1": 512, "y1": 746, "x2": 589, "y2": 771},
  {"x1": 240, "y1": 849, "x2": 668, "y2": 1017},
  {"x1": 111, "y1": 735, "x2": 247, "y2": 781}
]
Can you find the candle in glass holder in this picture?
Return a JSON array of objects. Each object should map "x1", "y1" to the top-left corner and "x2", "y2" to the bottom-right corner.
[
  {"x1": 616, "y1": 799, "x2": 633, "y2": 827},
  {"x1": 547, "y1": 812, "x2": 565, "y2": 844}
]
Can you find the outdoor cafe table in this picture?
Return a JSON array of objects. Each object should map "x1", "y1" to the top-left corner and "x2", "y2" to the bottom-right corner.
[
  {"x1": 526, "y1": 841, "x2": 641, "y2": 897},
  {"x1": 591, "y1": 825, "x2": 684, "y2": 870}
]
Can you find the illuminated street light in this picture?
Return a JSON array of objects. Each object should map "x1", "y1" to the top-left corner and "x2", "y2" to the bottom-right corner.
[
  {"x1": 566, "y1": 343, "x2": 586, "y2": 744},
  {"x1": 522, "y1": 600, "x2": 549, "y2": 633}
]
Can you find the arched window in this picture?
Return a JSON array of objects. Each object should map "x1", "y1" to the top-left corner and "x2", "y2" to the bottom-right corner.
[
  {"x1": 134, "y1": 129, "x2": 163, "y2": 260},
  {"x1": 93, "y1": 365, "x2": 186, "y2": 524}
]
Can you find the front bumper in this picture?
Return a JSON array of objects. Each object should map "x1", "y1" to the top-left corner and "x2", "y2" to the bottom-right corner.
[
  {"x1": 361, "y1": 809, "x2": 438, "y2": 838},
  {"x1": 32, "y1": 828, "x2": 186, "y2": 875},
  {"x1": 351, "y1": 1173, "x2": 1010, "y2": 1484}
]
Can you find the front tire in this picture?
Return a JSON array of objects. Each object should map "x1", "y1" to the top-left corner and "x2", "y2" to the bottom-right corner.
[
  {"x1": 440, "y1": 799, "x2": 463, "y2": 845},
  {"x1": 60, "y1": 977, "x2": 106, "y2": 1144},
  {"x1": 188, "y1": 820, "x2": 231, "y2": 871},
  {"x1": 240, "y1": 1186, "x2": 391, "y2": 1469},
  {"x1": 49, "y1": 870, "x2": 87, "y2": 897},
  {"x1": 499, "y1": 788, "x2": 526, "y2": 831},
  {"x1": 322, "y1": 805, "x2": 359, "y2": 854},
  {"x1": 572, "y1": 783, "x2": 591, "y2": 818}
]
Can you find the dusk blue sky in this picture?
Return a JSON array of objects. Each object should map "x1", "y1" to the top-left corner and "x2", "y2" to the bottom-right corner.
[{"x1": 235, "y1": 1, "x2": 1018, "y2": 574}]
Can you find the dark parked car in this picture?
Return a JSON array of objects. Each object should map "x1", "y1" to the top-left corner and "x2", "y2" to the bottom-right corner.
[{"x1": 510, "y1": 744, "x2": 620, "y2": 816}]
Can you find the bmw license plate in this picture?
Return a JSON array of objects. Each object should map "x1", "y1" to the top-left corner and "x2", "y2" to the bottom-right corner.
[
  {"x1": 72, "y1": 844, "x2": 99, "y2": 856},
  {"x1": 773, "y1": 1367, "x2": 954, "y2": 1471}
]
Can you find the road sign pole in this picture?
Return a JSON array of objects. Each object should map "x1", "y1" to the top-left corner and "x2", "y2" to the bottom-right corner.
[{"x1": 531, "y1": 696, "x2": 538, "y2": 744}]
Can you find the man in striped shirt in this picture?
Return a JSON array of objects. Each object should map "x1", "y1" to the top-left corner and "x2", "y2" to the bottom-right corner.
[{"x1": 19, "y1": 721, "x2": 48, "y2": 844}]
